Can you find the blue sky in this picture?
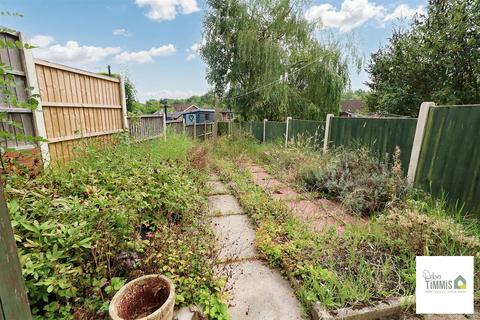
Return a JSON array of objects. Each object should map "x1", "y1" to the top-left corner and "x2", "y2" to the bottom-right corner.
[{"x1": 1, "y1": 0, "x2": 425, "y2": 102}]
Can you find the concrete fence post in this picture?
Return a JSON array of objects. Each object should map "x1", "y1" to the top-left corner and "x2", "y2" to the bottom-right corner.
[
  {"x1": 263, "y1": 119, "x2": 268, "y2": 143},
  {"x1": 20, "y1": 33, "x2": 51, "y2": 167},
  {"x1": 119, "y1": 75, "x2": 129, "y2": 131},
  {"x1": 323, "y1": 114, "x2": 334, "y2": 153},
  {"x1": 285, "y1": 116, "x2": 292, "y2": 147},
  {"x1": 407, "y1": 102, "x2": 435, "y2": 185}
]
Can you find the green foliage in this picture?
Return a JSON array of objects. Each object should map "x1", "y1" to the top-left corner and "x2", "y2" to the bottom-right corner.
[
  {"x1": 212, "y1": 137, "x2": 480, "y2": 309},
  {"x1": 366, "y1": 0, "x2": 480, "y2": 116},
  {"x1": 202, "y1": 0, "x2": 350, "y2": 121},
  {"x1": 302, "y1": 147, "x2": 409, "y2": 215},
  {"x1": 5, "y1": 135, "x2": 228, "y2": 319}
]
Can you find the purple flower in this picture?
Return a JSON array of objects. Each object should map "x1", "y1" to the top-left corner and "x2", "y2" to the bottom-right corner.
[{"x1": 146, "y1": 231, "x2": 155, "y2": 239}]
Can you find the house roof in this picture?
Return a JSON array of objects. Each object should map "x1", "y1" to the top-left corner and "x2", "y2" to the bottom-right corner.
[
  {"x1": 168, "y1": 111, "x2": 184, "y2": 119},
  {"x1": 183, "y1": 108, "x2": 215, "y2": 114},
  {"x1": 341, "y1": 100, "x2": 364, "y2": 113},
  {"x1": 171, "y1": 104, "x2": 199, "y2": 112}
]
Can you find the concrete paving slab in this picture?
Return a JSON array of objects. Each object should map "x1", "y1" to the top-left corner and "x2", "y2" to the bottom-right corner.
[
  {"x1": 208, "y1": 194, "x2": 243, "y2": 216},
  {"x1": 209, "y1": 180, "x2": 229, "y2": 195},
  {"x1": 210, "y1": 215, "x2": 257, "y2": 262},
  {"x1": 221, "y1": 260, "x2": 304, "y2": 320}
]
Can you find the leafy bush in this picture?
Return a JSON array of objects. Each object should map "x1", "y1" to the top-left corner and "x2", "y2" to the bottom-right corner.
[
  {"x1": 302, "y1": 147, "x2": 409, "y2": 215},
  {"x1": 5, "y1": 135, "x2": 228, "y2": 319}
]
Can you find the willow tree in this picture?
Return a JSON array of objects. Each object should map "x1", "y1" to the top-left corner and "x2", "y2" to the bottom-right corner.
[{"x1": 201, "y1": 0, "x2": 350, "y2": 121}]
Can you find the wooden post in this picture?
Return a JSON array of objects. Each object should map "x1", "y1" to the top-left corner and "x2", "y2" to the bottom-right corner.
[
  {"x1": 119, "y1": 75, "x2": 129, "y2": 130},
  {"x1": 285, "y1": 116, "x2": 292, "y2": 147},
  {"x1": 213, "y1": 96, "x2": 219, "y2": 139},
  {"x1": 162, "y1": 113, "x2": 167, "y2": 142},
  {"x1": 20, "y1": 33, "x2": 50, "y2": 167},
  {"x1": 182, "y1": 117, "x2": 186, "y2": 135},
  {"x1": 407, "y1": 102, "x2": 435, "y2": 185},
  {"x1": 204, "y1": 122, "x2": 207, "y2": 140},
  {"x1": 193, "y1": 120, "x2": 197, "y2": 139},
  {"x1": 263, "y1": 119, "x2": 268, "y2": 143},
  {"x1": 0, "y1": 183, "x2": 32, "y2": 320},
  {"x1": 323, "y1": 114, "x2": 334, "y2": 153}
]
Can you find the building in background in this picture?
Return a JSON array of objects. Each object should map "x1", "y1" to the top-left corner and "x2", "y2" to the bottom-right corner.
[{"x1": 340, "y1": 100, "x2": 365, "y2": 117}]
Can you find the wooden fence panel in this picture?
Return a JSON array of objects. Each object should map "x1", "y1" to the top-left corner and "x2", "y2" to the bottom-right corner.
[
  {"x1": 128, "y1": 115, "x2": 164, "y2": 141},
  {"x1": 35, "y1": 59, "x2": 124, "y2": 164},
  {"x1": 0, "y1": 32, "x2": 36, "y2": 150},
  {"x1": 166, "y1": 121, "x2": 183, "y2": 134}
]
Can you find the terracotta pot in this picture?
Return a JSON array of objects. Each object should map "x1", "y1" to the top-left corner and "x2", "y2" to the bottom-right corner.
[{"x1": 109, "y1": 275, "x2": 175, "y2": 320}]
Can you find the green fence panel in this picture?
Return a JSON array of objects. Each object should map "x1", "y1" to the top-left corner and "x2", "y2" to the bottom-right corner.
[
  {"x1": 329, "y1": 117, "x2": 417, "y2": 171},
  {"x1": 288, "y1": 119, "x2": 325, "y2": 149},
  {"x1": 250, "y1": 121, "x2": 263, "y2": 141},
  {"x1": 415, "y1": 106, "x2": 480, "y2": 217},
  {"x1": 265, "y1": 121, "x2": 286, "y2": 143}
]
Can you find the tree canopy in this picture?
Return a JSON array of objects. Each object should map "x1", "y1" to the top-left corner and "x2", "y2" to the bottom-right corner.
[
  {"x1": 366, "y1": 0, "x2": 480, "y2": 117},
  {"x1": 201, "y1": 0, "x2": 350, "y2": 121}
]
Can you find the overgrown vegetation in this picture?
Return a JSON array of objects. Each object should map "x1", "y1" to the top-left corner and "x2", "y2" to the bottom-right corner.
[
  {"x1": 302, "y1": 147, "x2": 409, "y2": 215},
  {"x1": 211, "y1": 136, "x2": 480, "y2": 312},
  {"x1": 5, "y1": 135, "x2": 228, "y2": 320}
]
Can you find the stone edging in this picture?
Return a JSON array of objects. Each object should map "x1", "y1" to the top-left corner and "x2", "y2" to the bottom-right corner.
[{"x1": 283, "y1": 260, "x2": 414, "y2": 320}]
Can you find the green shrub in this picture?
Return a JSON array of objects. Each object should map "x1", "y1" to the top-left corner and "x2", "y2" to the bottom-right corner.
[
  {"x1": 301, "y1": 147, "x2": 409, "y2": 215},
  {"x1": 5, "y1": 135, "x2": 227, "y2": 320}
]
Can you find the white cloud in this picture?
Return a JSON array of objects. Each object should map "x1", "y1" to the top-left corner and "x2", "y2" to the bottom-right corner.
[
  {"x1": 34, "y1": 41, "x2": 121, "y2": 65},
  {"x1": 113, "y1": 44, "x2": 176, "y2": 63},
  {"x1": 135, "y1": 0, "x2": 200, "y2": 21},
  {"x1": 185, "y1": 41, "x2": 202, "y2": 61},
  {"x1": 305, "y1": 1, "x2": 423, "y2": 32},
  {"x1": 383, "y1": 4, "x2": 424, "y2": 22},
  {"x1": 29, "y1": 35, "x2": 55, "y2": 48},
  {"x1": 305, "y1": 0, "x2": 385, "y2": 33},
  {"x1": 138, "y1": 89, "x2": 203, "y2": 101},
  {"x1": 112, "y1": 28, "x2": 130, "y2": 36}
]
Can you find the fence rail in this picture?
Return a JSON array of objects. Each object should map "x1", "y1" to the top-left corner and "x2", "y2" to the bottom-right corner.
[{"x1": 128, "y1": 114, "x2": 165, "y2": 141}]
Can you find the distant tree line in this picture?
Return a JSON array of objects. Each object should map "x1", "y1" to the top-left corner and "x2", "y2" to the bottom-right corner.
[{"x1": 366, "y1": 0, "x2": 480, "y2": 117}]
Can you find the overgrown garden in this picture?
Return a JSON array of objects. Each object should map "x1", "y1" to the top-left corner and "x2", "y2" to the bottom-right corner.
[
  {"x1": 4, "y1": 134, "x2": 229, "y2": 320},
  {"x1": 210, "y1": 134, "x2": 480, "y2": 313}
]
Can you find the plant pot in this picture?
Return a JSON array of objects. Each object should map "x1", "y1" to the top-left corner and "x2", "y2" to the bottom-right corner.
[{"x1": 109, "y1": 275, "x2": 175, "y2": 320}]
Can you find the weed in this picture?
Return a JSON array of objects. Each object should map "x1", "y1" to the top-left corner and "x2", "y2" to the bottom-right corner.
[{"x1": 5, "y1": 134, "x2": 228, "y2": 320}]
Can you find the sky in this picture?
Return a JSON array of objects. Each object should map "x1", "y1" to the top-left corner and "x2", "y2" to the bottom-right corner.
[{"x1": 1, "y1": 0, "x2": 426, "y2": 102}]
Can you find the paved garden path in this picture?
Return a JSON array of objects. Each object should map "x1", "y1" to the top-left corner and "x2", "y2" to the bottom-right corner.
[
  {"x1": 207, "y1": 173, "x2": 304, "y2": 320},
  {"x1": 242, "y1": 161, "x2": 366, "y2": 232}
]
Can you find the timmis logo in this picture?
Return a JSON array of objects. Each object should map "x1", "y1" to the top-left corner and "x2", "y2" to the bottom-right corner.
[{"x1": 423, "y1": 270, "x2": 467, "y2": 290}]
